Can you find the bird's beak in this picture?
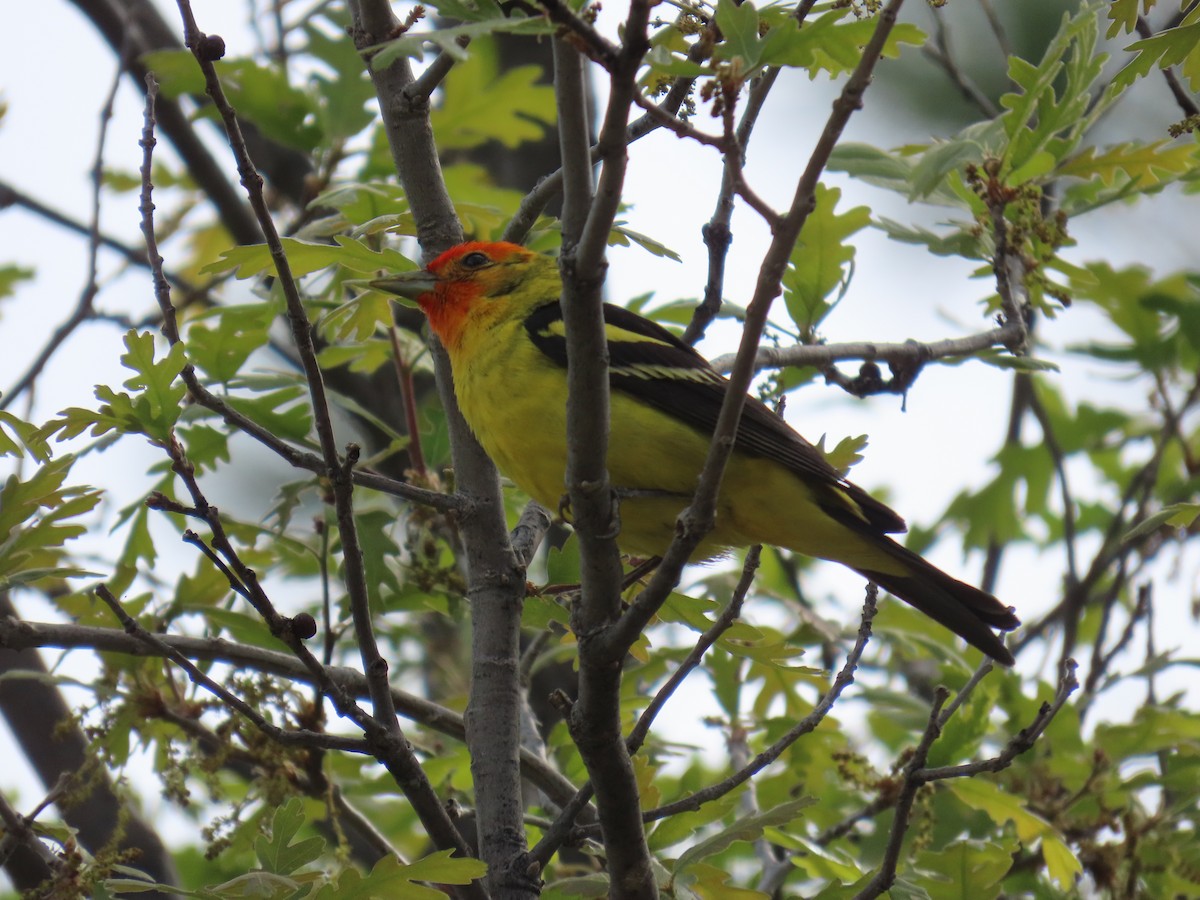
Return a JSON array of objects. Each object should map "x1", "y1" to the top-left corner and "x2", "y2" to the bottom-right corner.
[{"x1": 370, "y1": 270, "x2": 438, "y2": 302}]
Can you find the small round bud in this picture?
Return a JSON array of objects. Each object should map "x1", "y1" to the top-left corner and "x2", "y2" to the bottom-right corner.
[
  {"x1": 197, "y1": 34, "x2": 226, "y2": 62},
  {"x1": 291, "y1": 613, "x2": 318, "y2": 640}
]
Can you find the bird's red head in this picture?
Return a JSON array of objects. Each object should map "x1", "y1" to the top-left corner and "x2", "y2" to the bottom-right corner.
[{"x1": 375, "y1": 241, "x2": 554, "y2": 350}]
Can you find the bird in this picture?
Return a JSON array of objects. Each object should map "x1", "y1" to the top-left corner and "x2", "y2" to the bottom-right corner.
[{"x1": 372, "y1": 241, "x2": 1020, "y2": 665}]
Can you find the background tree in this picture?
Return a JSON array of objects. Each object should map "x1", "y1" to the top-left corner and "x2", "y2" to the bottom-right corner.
[{"x1": 1, "y1": 0, "x2": 1199, "y2": 898}]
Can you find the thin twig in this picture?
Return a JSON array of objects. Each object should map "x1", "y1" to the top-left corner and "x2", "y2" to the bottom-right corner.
[
  {"x1": 527, "y1": 548, "x2": 762, "y2": 869},
  {"x1": 94, "y1": 585, "x2": 370, "y2": 753},
  {"x1": 923, "y1": 5, "x2": 1001, "y2": 118},
  {"x1": 405, "y1": 45, "x2": 461, "y2": 102},
  {"x1": 0, "y1": 791, "x2": 61, "y2": 876},
  {"x1": 0, "y1": 52, "x2": 126, "y2": 409},
  {"x1": 611, "y1": 0, "x2": 907, "y2": 655},
  {"x1": 708, "y1": 319, "x2": 1026, "y2": 375},
  {"x1": 136, "y1": 78, "x2": 458, "y2": 514},
  {"x1": 0, "y1": 614, "x2": 582, "y2": 809},
  {"x1": 175, "y1": 2, "x2": 400, "y2": 736},
  {"x1": 144, "y1": 24, "x2": 479, "y2": 861},
  {"x1": 556, "y1": 2, "x2": 662, "y2": 893},
  {"x1": 638, "y1": 587, "x2": 876, "y2": 824},
  {"x1": 387, "y1": 326, "x2": 428, "y2": 477},
  {"x1": 628, "y1": 546, "x2": 760, "y2": 753},
  {"x1": 916, "y1": 659, "x2": 1078, "y2": 782},
  {"x1": 503, "y1": 35, "x2": 711, "y2": 245},
  {"x1": 685, "y1": 67, "x2": 782, "y2": 346},
  {"x1": 852, "y1": 687, "x2": 949, "y2": 899},
  {"x1": 535, "y1": 0, "x2": 620, "y2": 70}
]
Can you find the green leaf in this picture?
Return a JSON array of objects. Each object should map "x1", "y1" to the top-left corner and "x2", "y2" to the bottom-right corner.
[
  {"x1": 648, "y1": 797, "x2": 738, "y2": 851},
  {"x1": 946, "y1": 780, "x2": 1044, "y2": 838},
  {"x1": 139, "y1": 49, "x2": 205, "y2": 96},
  {"x1": 747, "y1": 8, "x2": 923, "y2": 79},
  {"x1": 973, "y1": 352, "x2": 1060, "y2": 373},
  {"x1": 1107, "y1": 0, "x2": 1151, "y2": 37},
  {"x1": 1115, "y1": 12, "x2": 1200, "y2": 93},
  {"x1": 118, "y1": 331, "x2": 188, "y2": 441},
  {"x1": 714, "y1": 0, "x2": 763, "y2": 71},
  {"x1": 827, "y1": 143, "x2": 916, "y2": 192},
  {"x1": 304, "y1": 20, "x2": 377, "y2": 140},
  {"x1": 0, "y1": 455, "x2": 99, "y2": 586},
  {"x1": 1041, "y1": 833, "x2": 1084, "y2": 890},
  {"x1": 907, "y1": 120, "x2": 1007, "y2": 200},
  {"x1": 1058, "y1": 141, "x2": 1199, "y2": 188},
  {"x1": 788, "y1": 836, "x2": 865, "y2": 884},
  {"x1": 319, "y1": 291, "x2": 395, "y2": 343},
  {"x1": 431, "y1": 38, "x2": 555, "y2": 151},
  {"x1": 350, "y1": 509, "x2": 402, "y2": 609},
  {"x1": 0, "y1": 410, "x2": 51, "y2": 461},
  {"x1": 998, "y1": 5, "x2": 1108, "y2": 175},
  {"x1": 673, "y1": 798, "x2": 815, "y2": 882},
  {"x1": 44, "y1": 332, "x2": 188, "y2": 444},
  {"x1": 0, "y1": 566, "x2": 102, "y2": 591},
  {"x1": 817, "y1": 433, "x2": 868, "y2": 476},
  {"x1": 201, "y1": 236, "x2": 413, "y2": 279},
  {"x1": 309, "y1": 181, "x2": 410, "y2": 228},
  {"x1": 1125, "y1": 502, "x2": 1200, "y2": 541},
  {"x1": 783, "y1": 184, "x2": 869, "y2": 338},
  {"x1": 0, "y1": 263, "x2": 34, "y2": 300},
  {"x1": 186, "y1": 302, "x2": 277, "y2": 383},
  {"x1": 224, "y1": 383, "x2": 313, "y2": 443},
  {"x1": 254, "y1": 798, "x2": 325, "y2": 875},
  {"x1": 372, "y1": 14, "x2": 555, "y2": 68},
  {"x1": 609, "y1": 223, "x2": 682, "y2": 262},
  {"x1": 143, "y1": 51, "x2": 323, "y2": 151},
  {"x1": 875, "y1": 218, "x2": 985, "y2": 259},
  {"x1": 313, "y1": 851, "x2": 487, "y2": 899},
  {"x1": 1094, "y1": 705, "x2": 1200, "y2": 759},
  {"x1": 913, "y1": 839, "x2": 1015, "y2": 900}
]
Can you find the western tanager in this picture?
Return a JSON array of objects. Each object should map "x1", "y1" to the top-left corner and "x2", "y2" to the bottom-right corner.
[{"x1": 374, "y1": 241, "x2": 1019, "y2": 664}]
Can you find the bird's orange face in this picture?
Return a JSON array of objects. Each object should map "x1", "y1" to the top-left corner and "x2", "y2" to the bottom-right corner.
[{"x1": 374, "y1": 241, "x2": 542, "y2": 350}]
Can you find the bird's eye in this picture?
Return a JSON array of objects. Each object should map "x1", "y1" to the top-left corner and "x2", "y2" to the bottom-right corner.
[{"x1": 460, "y1": 251, "x2": 490, "y2": 269}]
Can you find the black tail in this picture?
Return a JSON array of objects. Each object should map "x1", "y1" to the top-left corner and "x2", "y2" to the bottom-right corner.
[{"x1": 857, "y1": 540, "x2": 1020, "y2": 666}]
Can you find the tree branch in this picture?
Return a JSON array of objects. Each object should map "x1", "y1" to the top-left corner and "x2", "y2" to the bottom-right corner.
[
  {"x1": 610, "y1": 0, "x2": 907, "y2": 656},
  {"x1": 638, "y1": 586, "x2": 877, "y2": 824},
  {"x1": 350, "y1": 3, "x2": 534, "y2": 894},
  {"x1": 0, "y1": 615, "x2": 582, "y2": 812}
]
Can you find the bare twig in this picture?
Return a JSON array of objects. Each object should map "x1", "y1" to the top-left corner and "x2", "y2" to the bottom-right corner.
[
  {"x1": 710, "y1": 314, "x2": 1027, "y2": 376},
  {"x1": 923, "y1": 5, "x2": 1001, "y2": 118},
  {"x1": 405, "y1": 45, "x2": 461, "y2": 102},
  {"x1": 628, "y1": 546, "x2": 760, "y2": 753},
  {"x1": 639, "y1": 587, "x2": 876, "y2": 824},
  {"x1": 527, "y1": 548, "x2": 761, "y2": 869},
  {"x1": 685, "y1": 67, "x2": 782, "y2": 346},
  {"x1": 136, "y1": 77, "x2": 458, "y2": 513},
  {"x1": 94, "y1": 585, "x2": 370, "y2": 754},
  {"x1": 555, "y1": 2, "x2": 662, "y2": 892},
  {"x1": 917, "y1": 659, "x2": 1078, "y2": 782},
  {"x1": 353, "y1": 2, "x2": 536, "y2": 893},
  {"x1": 0, "y1": 615, "x2": 581, "y2": 809},
  {"x1": 147, "y1": 16, "x2": 480, "y2": 865},
  {"x1": 852, "y1": 687, "x2": 950, "y2": 899},
  {"x1": 612, "y1": 0, "x2": 908, "y2": 655},
  {"x1": 504, "y1": 34, "x2": 712, "y2": 245},
  {"x1": 387, "y1": 326, "x2": 428, "y2": 478},
  {"x1": 536, "y1": 0, "x2": 620, "y2": 70},
  {"x1": 1, "y1": 53, "x2": 125, "y2": 409},
  {"x1": 0, "y1": 791, "x2": 60, "y2": 878}
]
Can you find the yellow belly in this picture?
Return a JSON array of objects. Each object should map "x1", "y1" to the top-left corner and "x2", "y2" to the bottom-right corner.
[{"x1": 448, "y1": 322, "x2": 900, "y2": 571}]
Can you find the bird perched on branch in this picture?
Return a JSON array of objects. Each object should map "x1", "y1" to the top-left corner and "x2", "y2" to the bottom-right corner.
[{"x1": 373, "y1": 241, "x2": 1019, "y2": 664}]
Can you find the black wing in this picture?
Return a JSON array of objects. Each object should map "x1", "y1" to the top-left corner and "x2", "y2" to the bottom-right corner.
[{"x1": 523, "y1": 301, "x2": 906, "y2": 535}]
